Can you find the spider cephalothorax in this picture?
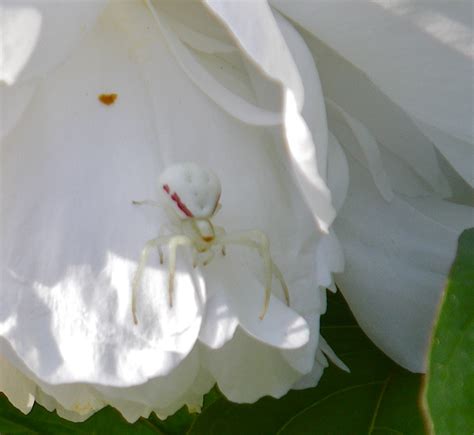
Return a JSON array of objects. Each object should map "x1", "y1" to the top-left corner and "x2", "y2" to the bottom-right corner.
[{"x1": 131, "y1": 162, "x2": 290, "y2": 324}]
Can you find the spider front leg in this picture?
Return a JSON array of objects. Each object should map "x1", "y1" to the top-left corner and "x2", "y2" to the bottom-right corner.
[
  {"x1": 214, "y1": 230, "x2": 286, "y2": 320},
  {"x1": 156, "y1": 223, "x2": 176, "y2": 264},
  {"x1": 132, "y1": 236, "x2": 172, "y2": 325},
  {"x1": 167, "y1": 235, "x2": 194, "y2": 307},
  {"x1": 131, "y1": 235, "x2": 193, "y2": 324},
  {"x1": 131, "y1": 199, "x2": 161, "y2": 207}
]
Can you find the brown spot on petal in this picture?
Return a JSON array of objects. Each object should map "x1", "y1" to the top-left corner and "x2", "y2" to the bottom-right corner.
[{"x1": 98, "y1": 93, "x2": 118, "y2": 106}]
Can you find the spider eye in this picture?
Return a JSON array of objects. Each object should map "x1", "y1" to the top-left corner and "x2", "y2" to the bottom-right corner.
[{"x1": 159, "y1": 162, "x2": 221, "y2": 219}]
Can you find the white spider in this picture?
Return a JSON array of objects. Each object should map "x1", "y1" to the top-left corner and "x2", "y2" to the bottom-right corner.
[{"x1": 131, "y1": 162, "x2": 290, "y2": 324}]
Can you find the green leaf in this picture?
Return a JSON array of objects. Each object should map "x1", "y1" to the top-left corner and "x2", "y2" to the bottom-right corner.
[
  {"x1": 188, "y1": 291, "x2": 424, "y2": 435},
  {"x1": 0, "y1": 395, "x2": 165, "y2": 434},
  {"x1": 422, "y1": 228, "x2": 474, "y2": 434},
  {"x1": 148, "y1": 406, "x2": 197, "y2": 435},
  {"x1": 1, "y1": 292, "x2": 424, "y2": 434}
]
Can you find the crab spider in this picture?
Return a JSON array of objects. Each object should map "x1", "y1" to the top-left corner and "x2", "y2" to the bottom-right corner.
[{"x1": 131, "y1": 162, "x2": 290, "y2": 325}]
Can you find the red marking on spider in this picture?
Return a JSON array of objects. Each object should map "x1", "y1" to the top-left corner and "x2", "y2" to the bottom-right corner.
[
  {"x1": 171, "y1": 192, "x2": 194, "y2": 217},
  {"x1": 163, "y1": 184, "x2": 194, "y2": 217}
]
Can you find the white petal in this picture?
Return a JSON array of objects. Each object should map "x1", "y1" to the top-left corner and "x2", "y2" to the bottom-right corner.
[
  {"x1": 35, "y1": 383, "x2": 104, "y2": 418},
  {"x1": 1, "y1": 2, "x2": 329, "y2": 412},
  {"x1": 0, "y1": 79, "x2": 37, "y2": 141},
  {"x1": 162, "y1": 14, "x2": 237, "y2": 55},
  {"x1": 204, "y1": 0, "x2": 304, "y2": 108},
  {"x1": 228, "y1": 282, "x2": 310, "y2": 351},
  {"x1": 147, "y1": 2, "x2": 282, "y2": 126},
  {"x1": 272, "y1": 0, "x2": 473, "y2": 143},
  {"x1": 314, "y1": 231, "x2": 344, "y2": 290},
  {"x1": 56, "y1": 407, "x2": 97, "y2": 423},
  {"x1": 403, "y1": 195, "x2": 474, "y2": 233},
  {"x1": 327, "y1": 102, "x2": 437, "y2": 198},
  {"x1": 327, "y1": 132, "x2": 349, "y2": 212},
  {"x1": 292, "y1": 347, "x2": 327, "y2": 390},
  {"x1": 198, "y1": 292, "x2": 239, "y2": 349},
  {"x1": 110, "y1": 3, "x2": 324, "y2": 352},
  {"x1": 276, "y1": 235, "x2": 342, "y2": 376},
  {"x1": 33, "y1": 386, "x2": 101, "y2": 423},
  {"x1": 292, "y1": 337, "x2": 348, "y2": 390},
  {"x1": 95, "y1": 346, "x2": 200, "y2": 410},
  {"x1": 34, "y1": 389, "x2": 56, "y2": 413},
  {"x1": 204, "y1": 1, "x2": 335, "y2": 231},
  {"x1": 200, "y1": 330, "x2": 302, "y2": 403},
  {"x1": 318, "y1": 335, "x2": 350, "y2": 373},
  {"x1": 150, "y1": 0, "x2": 236, "y2": 51},
  {"x1": 280, "y1": 313, "x2": 320, "y2": 374},
  {"x1": 152, "y1": 366, "x2": 215, "y2": 419},
  {"x1": 328, "y1": 101, "x2": 394, "y2": 202},
  {"x1": 0, "y1": 1, "x2": 106, "y2": 85},
  {"x1": 275, "y1": 12, "x2": 339, "y2": 231},
  {"x1": 335, "y1": 155, "x2": 474, "y2": 371},
  {"x1": 284, "y1": 89, "x2": 335, "y2": 232},
  {"x1": 414, "y1": 118, "x2": 474, "y2": 188},
  {"x1": 295, "y1": 19, "x2": 453, "y2": 197},
  {"x1": 280, "y1": 293, "x2": 345, "y2": 376},
  {"x1": 202, "y1": 254, "x2": 309, "y2": 350},
  {"x1": 1, "y1": 2, "x2": 205, "y2": 386},
  {"x1": 0, "y1": 354, "x2": 35, "y2": 414},
  {"x1": 0, "y1": 342, "x2": 107, "y2": 419},
  {"x1": 98, "y1": 398, "x2": 151, "y2": 424},
  {"x1": 378, "y1": 146, "x2": 433, "y2": 197},
  {"x1": 274, "y1": 11, "x2": 328, "y2": 180}
]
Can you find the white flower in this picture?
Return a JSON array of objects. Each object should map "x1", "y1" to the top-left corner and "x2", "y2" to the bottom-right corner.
[
  {"x1": 1, "y1": 0, "x2": 472, "y2": 423},
  {"x1": 270, "y1": 0, "x2": 473, "y2": 372},
  {"x1": 0, "y1": 0, "x2": 344, "y2": 421}
]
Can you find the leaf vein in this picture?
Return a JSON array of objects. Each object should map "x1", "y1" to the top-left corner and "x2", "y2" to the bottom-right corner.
[
  {"x1": 276, "y1": 381, "x2": 384, "y2": 434},
  {"x1": 368, "y1": 373, "x2": 393, "y2": 434},
  {"x1": 372, "y1": 425, "x2": 404, "y2": 434}
]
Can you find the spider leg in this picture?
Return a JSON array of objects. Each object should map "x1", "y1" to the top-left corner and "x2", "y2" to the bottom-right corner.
[
  {"x1": 215, "y1": 226, "x2": 226, "y2": 256},
  {"x1": 270, "y1": 261, "x2": 290, "y2": 307},
  {"x1": 132, "y1": 236, "x2": 172, "y2": 325},
  {"x1": 131, "y1": 199, "x2": 161, "y2": 207},
  {"x1": 201, "y1": 249, "x2": 215, "y2": 266},
  {"x1": 219, "y1": 241, "x2": 289, "y2": 307},
  {"x1": 167, "y1": 235, "x2": 194, "y2": 308},
  {"x1": 238, "y1": 239, "x2": 290, "y2": 307},
  {"x1": 157, "y1": 223, "x2": 175, "y2": 264},
  {"x1": 214, "y1": 230, "x2": 273, "y2": 320}
]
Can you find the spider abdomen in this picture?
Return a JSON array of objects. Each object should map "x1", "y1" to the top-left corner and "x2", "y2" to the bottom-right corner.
[{"x1": 160, "y1": 162, "x2": 221, "y2": 219}]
